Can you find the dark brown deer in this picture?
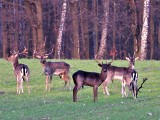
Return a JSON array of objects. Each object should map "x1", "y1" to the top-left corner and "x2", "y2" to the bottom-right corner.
[
  {"x1": 5, "y1": 47, "x2": 30, "y2": 94},
  {"x1": 34, "y1": 49, "x2": 71, "y2": 91},
  {"x1": 95, "y1": 55, "x2": 139, "y2": 99},
  {"x1": 72, "y1": 63, "x2": 109, "y2": 102}
]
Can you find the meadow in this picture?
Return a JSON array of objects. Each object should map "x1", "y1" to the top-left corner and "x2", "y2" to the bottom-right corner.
[{"x1": 0, "y1": 59, "x2": 160, "y2": 120}]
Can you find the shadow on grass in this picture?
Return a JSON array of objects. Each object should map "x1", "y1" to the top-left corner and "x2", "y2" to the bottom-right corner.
[{"x1": 0, "y1": 91, "x2": 5, "y2": 95}]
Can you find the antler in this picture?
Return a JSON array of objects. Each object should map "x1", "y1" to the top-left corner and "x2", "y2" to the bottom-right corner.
[
  {"x1": 108, "y1": 60, "x2": 113, "y2": 65},
  {"x1": 19, "y1": 47, "x2": 28, "y2": 55},
  {"x1": 128, "y1": 53, "x2": 131, "y2": 58},
  {"x1": 10, "y1": 47, "x2": 28, "y2": 56},
  {"x1": 33, "y1": 45, "x2": 42, "y2": 59},
  {"x1": 136, "y1": 78, "x2": 148, "y2": 95},
  {"x1": 44, "y1": 45, "x2": 54, "y2": 56},
  {"x1": 94, "y1": 59, "x2": 102, "y2": 65},
  {"x1": 10, "y1": 50, "x2": 17, "y2": 55}
]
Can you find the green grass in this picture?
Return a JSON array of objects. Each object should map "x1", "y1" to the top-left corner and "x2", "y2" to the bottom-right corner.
[{"x1": 0, "y1": 59, "x2": 160, "y2": 120}]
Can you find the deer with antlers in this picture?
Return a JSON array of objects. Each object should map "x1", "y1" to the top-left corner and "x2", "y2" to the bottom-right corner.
[
  {"x1": 95, "y1": 54, "x2": 139, "y2": 99},
  {"x1": 34, "y1": 46, "x2": 71, "y2": 91},
  {"x1": 5, "y1": 47, "x2": 30, "y2": 94}
]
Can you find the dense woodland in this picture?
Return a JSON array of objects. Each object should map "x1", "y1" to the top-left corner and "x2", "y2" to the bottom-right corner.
[{"x1": 0, "y1": 0, "x2": 160, "y2": 60}]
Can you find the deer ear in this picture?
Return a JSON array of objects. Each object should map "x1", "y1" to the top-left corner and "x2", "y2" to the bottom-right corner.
[
  {"x1": 135, "y1": 57, "x2": 139, "y2": 61},
  {"x1": 35, "y1": 55, "x2": 41, "y2": 59},
  {"x1": 15, "y1": 53, "x2": 19, "y2": 57},
  {"x1": 43, "y1": 55, "x2": 48, "y2": 59},
  {"x1": 125, "y1": 57, "x2": 130, "y2": 61},
  {"x1": 98, "y1": 64, "x2": 102, "y2": 67}
]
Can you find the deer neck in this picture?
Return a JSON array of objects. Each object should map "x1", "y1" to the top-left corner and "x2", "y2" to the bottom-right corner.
[
  {"x1": 40, "y1": 61, "x2": 47, "y2": 69},
  {"x1": 128, "y1": 64, "x2": 134, "y2": 69},
  {"x1": 100, "y1": 72, "x2": 107, "y2": 82},
  {"x1": 12, "y1": 58, "x2": 19, "y2": 70}
]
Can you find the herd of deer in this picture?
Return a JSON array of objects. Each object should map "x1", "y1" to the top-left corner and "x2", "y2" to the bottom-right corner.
[{"x1": 5, "y1": 47, "x2": 147, "y2": 102}]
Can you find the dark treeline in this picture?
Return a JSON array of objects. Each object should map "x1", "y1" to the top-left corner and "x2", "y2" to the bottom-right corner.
[{"x1": 0, "y1": 0, "x2": 160, "y2": 60}]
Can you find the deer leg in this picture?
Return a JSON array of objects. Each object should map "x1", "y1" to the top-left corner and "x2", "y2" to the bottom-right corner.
[
  {"x1": 133, "y1": 81, "x2": 137, "y2": 99},
  {"x1": 62, "y1": 73, "x2": 70, "y2": 90},
  {"x1": 25, "y1": 76, "x2": 30, "y2": 94},
  {"x1": 102, "y1": 81, "x2": 110, "y2": 95},
  {"x1": 16, "y1": 77, "x2": 21, "y2": 94},
  {"x1": 20, "y1": 79, "x2": 24, "y2": 94},
  {"x1": 64, "y1": 81, "x2": 67, "y2": 89},
  {"x1": 121, "y1": 81, "x2": 125, "y2": 97},
  {"x1": 67, "y1": 75, "x2": 72, "y2": 90},
  {"x1": 62, "y1": 73, "x2": 71, "y2": 90},
  {"x1": 45, "y1": 75, "x2": 49, "y2": 91},
  {"x1": 93, "y1": 86, "x2": 98, "y2": 102},
  {"x1": 73, "y1": 85, "x2": 78, "y2": 102},
  {"x1": 48, "y1": 76, "x2": 52, "y2": 91},
  {"x1": 73, "y1": 84, "x2": 82, "y2": 102},
  {"x1": 122, "y1": 81, "x2": 127, "y2": 97},
  {"x1": 16, "y1": 82, "x2": 20, "y2": 95},
  {"x1": 67, "y1": 76, "x2": 72, "y2": 90}
]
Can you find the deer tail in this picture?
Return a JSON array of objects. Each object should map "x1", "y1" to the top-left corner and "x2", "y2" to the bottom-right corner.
[{"x1": 72, "y1": 72, "x2": 77, "y2": 85}]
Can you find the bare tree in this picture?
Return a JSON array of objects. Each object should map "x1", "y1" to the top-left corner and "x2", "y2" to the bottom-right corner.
[
  {"x1": 55, "y1": 0, "x2": 67, "y2": 59},
  {"x1": 95, "y1": 0, "x2": 109, "y2": 59},
  {"x1": 140, "y1": 0, "x2": 150, "y2": 60},
  {"x1": 149, "y1": 0, "x2": 155, "y2": 59},
  {"x1": 1, "y1": 3, "x2": 7, "y2": 58},
  {"x1": 128, "y1": 0, "x2": 140, "y2": 57},
  {"x1": 70, "y1": 0, "x2": 80, "y2": 59},
  {"x1": 80, "y1": 0, "x2": 89, "y2": 59}
]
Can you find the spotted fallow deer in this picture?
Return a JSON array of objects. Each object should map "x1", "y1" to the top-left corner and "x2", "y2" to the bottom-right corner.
[
  {"x1": 34, "y1": 49, "x2": 71, "y2": 91},
  {"x1": 95, "y1": 55, "x2": 139, "y2": 99},
  {"x1": 5, "y1": 47, "x2": 30, "y2": 94}
]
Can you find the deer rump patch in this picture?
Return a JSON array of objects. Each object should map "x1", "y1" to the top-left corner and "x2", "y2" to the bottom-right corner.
[{"x1": 20, "y1": 66, "x2": 28, "y2": 77}]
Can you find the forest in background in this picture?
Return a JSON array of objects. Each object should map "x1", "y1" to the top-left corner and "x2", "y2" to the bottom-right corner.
[{"x1": 0, "y1": 0, "x2": 160, "y2": 60}]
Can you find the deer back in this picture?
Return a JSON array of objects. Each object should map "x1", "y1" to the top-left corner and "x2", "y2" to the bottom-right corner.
[
  {"x1": 43, "y1": 61, "x2": 70, "y2": 76},
  {"x1": 105, "y1": 65, "x2": 128, "y2": 80},
  {"x1": 72, "y1": 70, "x2": 102, "y2": 86}
]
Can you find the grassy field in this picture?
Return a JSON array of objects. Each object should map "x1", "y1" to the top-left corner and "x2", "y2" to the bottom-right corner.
[{"x1": 0, "y1": 59, "x2": 160, "y2": 120}]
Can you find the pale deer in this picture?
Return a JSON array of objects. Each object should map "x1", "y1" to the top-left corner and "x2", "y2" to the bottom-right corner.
[
  {"x1": 5, "y1": 47, "x2": 30, "y2": 94},
  {"x1": 95, "y1": 55, "x2": 139, "y2": 99},
  {"x1": 34, "y1": 49, "x2": 71, "y2": 91}
]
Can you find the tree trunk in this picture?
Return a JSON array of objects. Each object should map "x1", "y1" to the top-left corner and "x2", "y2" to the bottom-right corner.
[
  {"x1": 11, "y1": 0, "x2": 18, "y2": 52},
  {"x1": 158, "y1": 22, "x2": 160, "y2": 59},
  {"x1": 2, "y1": 3, "x2": 8, "y2": 58},
  {"x1": 140, "y1": 0, "x2": 150, "y2": 60},
  {"x1": 113, "y1": 0, "x2": 116, "y2": 49},
  {"x1": 80, "y1": 0, "x2": 89, "y2": 59},
  {"x1": 93, "y1": 0, "x2": 99, "y2": 57},
  {"x1": 129, "y1": 0, "x2": 140, "y2": 57},
  {"x1": 35, "y1": 0, "x2": 44, "y2": 55},
  {"x1": 70, "y1": 1, "x2": 80, "y2": 59},
  {"x1": 149, "y1": 0, "x2": 155, "y2": 59},
  {"x1": 24, "y1": 0, "x2": 42, "y2": 55},
  {"x1": 95, "y1": 0, "x2": 109, "y2": 59},
  {"x1": 55, "y1": 0, "x2": 67, "y2": 59}
]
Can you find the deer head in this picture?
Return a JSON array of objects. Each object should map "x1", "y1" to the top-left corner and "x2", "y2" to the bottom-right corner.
[
  {"x1": 6, "y1": 47, "x2": 28, "y2": 63},
  {"x1": 125, "y1": 54, "x2": 139, "y2": 69},
  {"x1": 95, "y1": 59, "x2": 113, "y2": 73},
  {"x1": 34, "y1": 44, "x2": 54, "y2": 64}
]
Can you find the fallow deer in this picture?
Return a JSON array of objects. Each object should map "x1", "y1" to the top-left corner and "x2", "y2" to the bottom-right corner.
[
  {"x1": 5, "y1": 47, "x2": 30, "y2": 94},
  {"x1": 72, "y1": 63, "x2": 108, "y2": 102},
  {"x1": 95, "y1": 55, "x2": 139, "y2": 99},
  {"x1": 34, "y1": 49, "x2": 71, "y2": 91}
]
